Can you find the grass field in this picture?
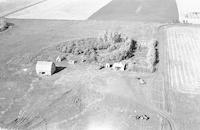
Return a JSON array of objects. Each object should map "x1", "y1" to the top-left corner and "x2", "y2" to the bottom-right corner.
[
  {"x1": 2, "y1": 0, "x2": 200, "y2": 129},
  {"x1": 0, "y1": 19, "x2": 169, "y2": 129}
]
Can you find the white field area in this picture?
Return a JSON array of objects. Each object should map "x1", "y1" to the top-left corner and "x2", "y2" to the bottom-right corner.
[
  {"x1": 0, "y1": 0, "x2": 44, "y2": 17},
  {"x1": 165, "y1": 27, "x2": 200, "y2": 94},
  {"x1": 0, "y1": 0, "x2": 6, "y2": 2},
  {"x1": 5, "y1": 0, "x2": 112, "y2": 20},
  {"x1": 176, "y1": 0, "x2": 200, "y2": 14}
]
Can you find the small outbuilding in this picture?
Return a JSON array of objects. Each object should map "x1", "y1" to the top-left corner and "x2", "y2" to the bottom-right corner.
[
  {"x1": 105, "y1": 63, "x2": 111, "y2": 68},
  {"x1": 56, "y1": 56, "x2": 62, "y2": 62},
  {"x1": 36, "y1": 61, "x2": 56, "y2": 76},
  {"x1": 68, "y1": 60, "x2": 76, "y2": 65},
  {"x1": 112, "y1": 62, "x2": 126, "y2": 71}
]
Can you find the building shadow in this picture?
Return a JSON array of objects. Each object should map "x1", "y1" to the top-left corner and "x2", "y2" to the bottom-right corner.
[{"x1": 54, "y1": 66, "x2": 66, "y2": 74}]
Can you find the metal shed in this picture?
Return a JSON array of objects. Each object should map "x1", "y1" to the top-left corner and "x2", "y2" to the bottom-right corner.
[{"x1": 36, "y1": 61, "x2": 56, "y2": 76}]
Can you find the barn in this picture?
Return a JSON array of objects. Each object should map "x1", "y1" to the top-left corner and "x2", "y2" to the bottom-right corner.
[{"x1": 36, "y1": 61, "x2": 56, "y2": 76}]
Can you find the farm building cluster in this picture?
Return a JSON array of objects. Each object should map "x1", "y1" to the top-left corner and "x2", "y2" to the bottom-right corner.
[
  {"x1": 34, "y1": 32, "x2": 159, "y2": 76},
  {"x1": 179, "y1": 12, "x2": 200, "y2": 24}
]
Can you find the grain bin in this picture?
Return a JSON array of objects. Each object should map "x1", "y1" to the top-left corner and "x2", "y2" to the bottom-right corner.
[{"x1": 36, "y1": 61, "x2": 56, "y2": 76}]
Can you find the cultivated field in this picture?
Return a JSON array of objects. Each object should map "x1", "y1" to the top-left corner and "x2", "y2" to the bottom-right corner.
[
  {"x1": 158, "y1": 26, "x2": 200, "y2": 130},
  {"x1": 89, "y1": 0, "x2": 178, "y2": 22},
  {"x1": 1, "y1": 0, "x2": 178, "y2": 22},
  {"x1": 5, "y1": 0, "x2": 112, "y2": 20},
  {"x1": 164, "y1": 26, "x2": 200, "y2": 94}
]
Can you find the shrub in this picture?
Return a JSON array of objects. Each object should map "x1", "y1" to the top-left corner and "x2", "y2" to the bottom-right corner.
[
  {"x1": 108, "y1": 44, "x2": 117, "y2": 52},
  {"x1": 55, "y1": 32, "x2": 142, "y2": 66},
  {"x1": 0, "y1": 17, "x2": 8, "y2": 31},
  {"x1": 99, "y1": 31, "x2": 127, "y2": 44},
  {"x1": 113, "y1": 32, "x2": 122, "y2": 43}
]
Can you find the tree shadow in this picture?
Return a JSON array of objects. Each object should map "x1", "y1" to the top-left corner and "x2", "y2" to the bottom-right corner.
[
  {"x1": 0, "y1": 22, "x2": 14, "y2": 32},
  {"x1": 155, "y1": 41, "x2": 159, "y2": 65}
]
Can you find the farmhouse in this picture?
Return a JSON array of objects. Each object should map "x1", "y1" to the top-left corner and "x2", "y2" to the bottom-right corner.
[{"x1": 36, "y1": 61, "x2": 56, "y2": 76}]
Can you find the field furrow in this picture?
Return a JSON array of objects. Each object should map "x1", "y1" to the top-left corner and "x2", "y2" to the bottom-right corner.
[{"x1": 165, "y1": 27, "x2": 200, "y2": 93}]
